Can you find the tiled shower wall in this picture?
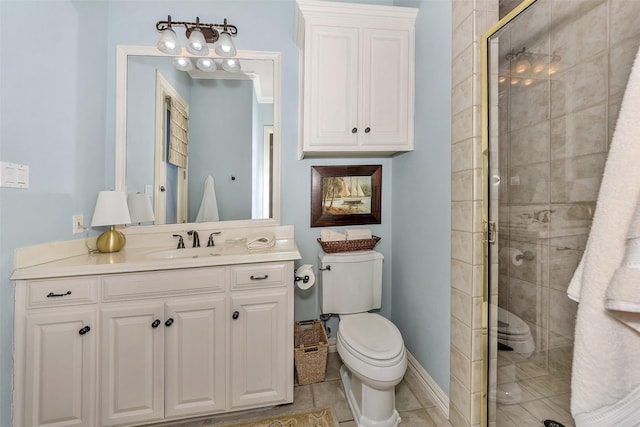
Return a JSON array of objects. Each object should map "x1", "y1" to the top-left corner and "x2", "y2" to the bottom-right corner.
[
  {"x1": 451, "y1": 1, "x2": 640, "y2": 427},
  {"x1": 450, "y1": 1, "x2": 497, "y2": 426}
]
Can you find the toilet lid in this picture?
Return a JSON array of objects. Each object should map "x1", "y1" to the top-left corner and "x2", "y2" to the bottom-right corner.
[
  {"x1": 339, "y1": 313, "x2": 404, "y2": 361},
  {"x1": 497, "y1": 307, "x2": 531, "y2": 336}
]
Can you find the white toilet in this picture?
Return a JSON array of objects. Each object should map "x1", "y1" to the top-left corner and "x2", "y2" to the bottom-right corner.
[{"x1": 318, "y1": 250, "x2": 407, "y2": 427}]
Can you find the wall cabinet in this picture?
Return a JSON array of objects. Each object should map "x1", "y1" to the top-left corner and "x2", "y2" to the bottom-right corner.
[
  {"x1": 295, "y1": 0, "x2": 418, "y2": 158},
  {"x1": 14, "y1": 262, "x2": 294, "y2": 427}
]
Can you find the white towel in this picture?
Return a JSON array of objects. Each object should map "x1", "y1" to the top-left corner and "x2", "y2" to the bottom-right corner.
[
  {"x1": 345, "y1": 228, "x2": 372, "y2": 240},
  {"x1": 246, "y1": 232, "x2": 275, "y2": 250},
  {"x1": 320, "y1": 229, "x2": 346, "y2": 242},
  {"x1": 567, "y1": 44, "x2": 640, "y2": 425},
  {"x1": 195, "y1": 176, "x2": 219, "y2": 223}
]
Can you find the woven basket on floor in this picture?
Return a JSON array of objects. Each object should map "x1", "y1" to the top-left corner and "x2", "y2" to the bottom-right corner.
[
  {"x1": 294, "y1": 320, "x2": 329, "y2": 385},
  {"x1": 317, "y1": 236, "x2": 381, "y2": 253}
]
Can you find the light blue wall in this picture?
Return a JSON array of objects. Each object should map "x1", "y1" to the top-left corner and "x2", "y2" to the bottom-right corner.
[
  {"x1": 0, "y1": 0, "x2": 453, "y2": 424},
  {"x1": 392, "y1": 0, "x2": 452, "y2": 394},
  {"x1": 0, "y1": 1, "x2": 109, "y2": 424}
]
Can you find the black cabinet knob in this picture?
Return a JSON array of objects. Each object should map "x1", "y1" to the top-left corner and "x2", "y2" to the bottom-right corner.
[
  {"x1": 78, "y1": 326, "x2": 91, "y2": 335},
  {"x1": 365, "y1": 127, "x2": 371, "y2": 133},
  {"x1": 151, "y1": 319, "x2": 161, "y2": 328},
  {"x1": 232, "y1": 311, "x2": 240, "y2": 320},
  {"x1": 351, "y1": 128, "x2": 357, "y2": 133},
  {"x1": 165, "y1": 318, "x2": 174, "y2": 327},
  {"x1": 160, "y1": 186, "x2": 166, "y2": 192}
]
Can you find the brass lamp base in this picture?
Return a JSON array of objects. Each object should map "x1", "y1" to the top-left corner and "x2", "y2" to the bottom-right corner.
[{"x1": 96, "y1": 226, "x2": 127, "y2": 253}]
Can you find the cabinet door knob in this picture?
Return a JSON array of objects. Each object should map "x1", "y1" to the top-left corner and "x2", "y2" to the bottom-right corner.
[
  {"x1": 351, "y1": 127, "x2": 357, "y2": 134},
  {"x1": 365, "y1": 127, "x2": 371, "y2": 133},
  {"x1": 151, "y1": 319, "x2": 161, "y2": 328},
  {"x1": 165, "y1": 318, "x2": 174, "y2": 327},
  {"x1": 78, "y1": 326, "x2": 91, "y2": 335},
  {"x1": 232, "y1": 311, "x2": 240, "y2": 320}
]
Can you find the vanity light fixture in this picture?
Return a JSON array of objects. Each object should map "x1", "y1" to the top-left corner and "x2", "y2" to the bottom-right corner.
[
  {"x1": 156, "y1": 15, "x2": 238, "y2": 57},
  {"x1": 504, "y1": 47, "x2": 561, "y2": 86},
  {"x1": 91, "y1": 191, "x2": 131, "y2": 253}
]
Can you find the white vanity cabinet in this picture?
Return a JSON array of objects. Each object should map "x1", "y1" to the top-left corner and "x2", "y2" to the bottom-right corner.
[
  {"x1": 13, "y1": 261, "x2": 295, "y2": 427},
  {"x1": 295, "y1": 0, "x2": 418, "y2": 158}
]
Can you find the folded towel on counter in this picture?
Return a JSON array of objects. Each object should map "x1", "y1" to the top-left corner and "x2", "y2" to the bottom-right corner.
[
  {"x1": 345, "y1": 228, "x2": 372, "y2": 240},
  {"x1": 246, "y1": 232, "x2": 275, "y2": 250},
  {"x1": 320, "y1": 229, "x2": 346, "y2": 242}
]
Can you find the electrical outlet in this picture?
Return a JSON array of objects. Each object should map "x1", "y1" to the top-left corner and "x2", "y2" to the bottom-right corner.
[{"x1": 72, "y1": 214, "x2": 84, "y2": 234}]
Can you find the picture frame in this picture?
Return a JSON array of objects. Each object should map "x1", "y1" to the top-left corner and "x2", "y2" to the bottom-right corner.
[{"x1": 310, "y1": 165, "x2": 382, "y2": 227}]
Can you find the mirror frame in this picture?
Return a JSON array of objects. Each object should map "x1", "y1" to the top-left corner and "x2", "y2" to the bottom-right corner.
[{"x1": 115, "y1": 45, "x2": 281, "y2": 234}]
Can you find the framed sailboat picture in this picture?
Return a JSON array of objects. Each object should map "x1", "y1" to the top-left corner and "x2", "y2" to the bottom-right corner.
[{"x1": 310, "y1": 165, "x2": 382, "y2": 227}]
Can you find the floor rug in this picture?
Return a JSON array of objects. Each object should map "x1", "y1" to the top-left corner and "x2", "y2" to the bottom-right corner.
[{"x1": 213, "y1": 407, "x2": 337, "y2": 427}]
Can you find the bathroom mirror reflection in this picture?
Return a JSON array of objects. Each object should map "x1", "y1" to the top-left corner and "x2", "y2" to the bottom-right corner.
[{"x1": 115, "y1": 46, "x2": 281, "y2": 230}]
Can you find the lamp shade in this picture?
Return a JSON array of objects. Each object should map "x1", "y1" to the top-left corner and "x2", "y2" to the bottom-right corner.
[
  {"x1": 214, "y1": 31, "x2": 236, "y2": 57},
  {"x1": 196, "y1": 57, "x2": 217, "y2": 72},
  {"x1": 222, "y1": 58, "x2": 241, "y2": 73},
  {"x1": 91, "y1": 191, "x2": 131, "y2": 227},
  {"x1": 173, "y1": 57, "x2": 194, "y2": 71},
  {"x1": 186, "y1": 28, "x2": 209, "y2": 56},
  {"x1": 128, "y1": 193, "x2": 155, "y2": 224},
  {"x1": 157, "y1": 28, "x2": 181, "y2": 55}
]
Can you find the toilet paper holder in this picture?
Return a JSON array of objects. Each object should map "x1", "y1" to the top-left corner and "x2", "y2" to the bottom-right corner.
[{"x1": 294, "y1": 274, "x2": 311, "y2": 284}]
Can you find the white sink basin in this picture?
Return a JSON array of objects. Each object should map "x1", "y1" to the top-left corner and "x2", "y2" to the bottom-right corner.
[{"x1": 145, "y1": 246, "x2": 224, "y2": 260}]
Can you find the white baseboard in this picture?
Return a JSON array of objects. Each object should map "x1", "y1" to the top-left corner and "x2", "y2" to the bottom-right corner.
[
  {"x1": 327, "y1": 338, "x2": 449, "y2": 419},
  {"x1": 406, "y1": 350, "x2": 449, "y2": 419}
]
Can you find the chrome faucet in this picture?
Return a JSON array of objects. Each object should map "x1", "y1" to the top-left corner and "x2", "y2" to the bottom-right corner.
[
  {"x1": 173, "y1": 234, "x2": 185, "y2": 249},
  {"x1": 187, "y1": 230, "x2": 200, "y2": 248}
]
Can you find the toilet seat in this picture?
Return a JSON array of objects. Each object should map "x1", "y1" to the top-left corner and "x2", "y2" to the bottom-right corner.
[
  {"x1": 339, "y1": 313, "x2": 404, "y2": 361},
  {"x1": 337, "y1": 313, "x2": 407, "y2": 386},
  {"x1": 497, "y1": 307, "x2": 530, "y2": 336}
]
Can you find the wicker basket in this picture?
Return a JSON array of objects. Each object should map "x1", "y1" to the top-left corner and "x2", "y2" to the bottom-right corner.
[
  {"x1": 317, "y1": 236, "x2": 381, "y2": 253},
  {"x1": 294, "y1": 320, "x2": 329, "y2": 385}
]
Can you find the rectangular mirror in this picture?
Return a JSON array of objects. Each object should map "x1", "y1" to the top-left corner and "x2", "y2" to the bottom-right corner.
[{"x1": 115, "y1": 45, "x2": 281, "y2": 232}]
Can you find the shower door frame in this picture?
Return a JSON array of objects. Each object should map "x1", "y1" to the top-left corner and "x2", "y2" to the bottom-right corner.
[{"x1": 479, "y1": 0, "x2": 538, "y2": 425}]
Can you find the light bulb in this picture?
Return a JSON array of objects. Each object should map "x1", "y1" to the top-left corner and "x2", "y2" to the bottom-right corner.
[
  {"x1": 512, "y1": 56, "x2": 531, "y2": 74},
  {"x1": 186, "y1": 29, "x2": 209, "y2": 56},
  {"x1": 157, "y1": 28, "x2": 181, "y2": 55},
  {"x1": 215, "y1": 31, "x2": 236, "y2": 57},
  {"x1": 172, "y1": 57, "x2": 193, "y2": 71},
  {"x1": 498, "y1": 76, "x2": 507, "y2": 84},
  {"x1": 531, "y1": 57, "x2": 546, "y2": 74},
  {"x1": 523, "y1": 78, "x2": 534, "y2": 86},
  {"x1": 196, "y1": 57, "x2": 217, "y2": 72},
  {"x1": 510, "y1": 78, "x2": 520, "y2": 86},
  {"x1": 222, "y1": 58, "x2": 241, "y2": 72},
  {"x1": 548, "y1": 58, "x2": 561, "y2": 75}
]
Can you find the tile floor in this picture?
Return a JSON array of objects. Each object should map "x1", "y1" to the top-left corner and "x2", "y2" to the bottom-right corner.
[
  {"x1": 169, "y1": 351, "x2": 452, "y2": 427},
  {"x1": 495, "y1": 351, "x2": 574, "y2": 427}
]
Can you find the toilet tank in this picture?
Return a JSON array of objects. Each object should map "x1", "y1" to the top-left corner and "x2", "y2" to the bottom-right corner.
[{"x1": 318, "y1": 250, "x2": 384, "y2": 314}]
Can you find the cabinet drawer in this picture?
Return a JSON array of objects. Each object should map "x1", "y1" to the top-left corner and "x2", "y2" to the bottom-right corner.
[
  {"x1": 230, "y1": 263, "x2": 287, "y2": 290},
  {"x1": 27, "y1": 277, "x2": 98, "y2": 308},
  {"x1": 102, "y1": 267, "x2": 226, "y2": 301}
]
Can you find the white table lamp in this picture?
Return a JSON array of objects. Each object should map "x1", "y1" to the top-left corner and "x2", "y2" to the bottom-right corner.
[{"x1": 91, "y1": 191, "x2": 131, "y2": 253}]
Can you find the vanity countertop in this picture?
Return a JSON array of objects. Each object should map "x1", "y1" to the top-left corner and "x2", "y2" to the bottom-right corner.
[{"x1": 11, "y1": 238, "x2": 301, "y2": 280}]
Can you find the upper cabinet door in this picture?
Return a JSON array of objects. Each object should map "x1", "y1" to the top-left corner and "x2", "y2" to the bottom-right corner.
[
  {"x1": 361, "y1": 28, "x2": 412, "y2": 147},
  {"x1": 305, "y1": 25, "x2": 360, "y2": 149}
]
